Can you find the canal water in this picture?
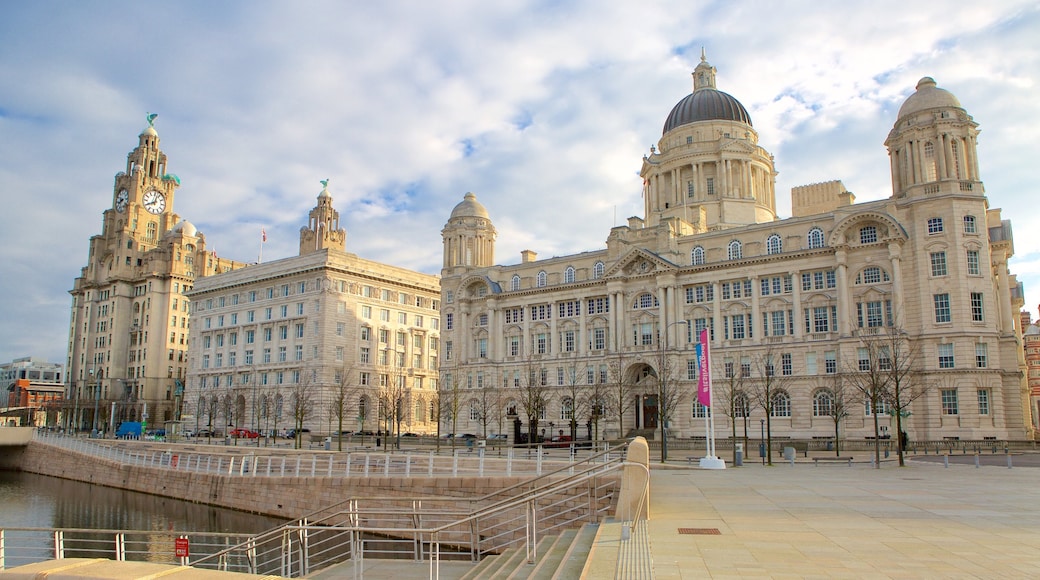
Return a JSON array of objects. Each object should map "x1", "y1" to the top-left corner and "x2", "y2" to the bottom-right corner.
[{"x1": 0, "y1": 471, "x2": 285, "y2": 532}]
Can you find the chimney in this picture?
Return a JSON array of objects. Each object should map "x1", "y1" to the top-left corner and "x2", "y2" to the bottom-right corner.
[{"x1": 521, "y1": 250, "x2": 538, "y2": 263}]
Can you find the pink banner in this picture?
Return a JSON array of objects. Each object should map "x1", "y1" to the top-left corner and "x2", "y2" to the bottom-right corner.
[{"x1": 697, "y1": 328, "x2": 711, "y2": 407}]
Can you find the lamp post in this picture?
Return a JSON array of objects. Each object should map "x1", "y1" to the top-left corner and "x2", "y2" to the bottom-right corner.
[
  {"x1": 760, "y1": 418, "x2": 766, "y2": 465},
  {"x1": 90, "y1": 367, "x2": 100, "y2": 434},
  {"x1": 660, "y1": 320, "x2": 689, "y2": 463}
]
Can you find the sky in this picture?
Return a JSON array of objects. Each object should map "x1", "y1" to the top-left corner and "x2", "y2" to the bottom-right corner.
[{"x1": 1, "y1": 1, "x2": 1038, "y2": 366}]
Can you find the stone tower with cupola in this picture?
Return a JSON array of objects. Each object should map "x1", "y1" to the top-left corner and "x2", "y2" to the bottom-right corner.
[
  {"x1": 441, "y1": 192, "x2": 497, "y2": 274},
  {"x1": 66, "y1": 117, "x2": 249, "y2": 434},
  {"x1": 299, "y1": 181, "x2": 347, "y2": 255},
  {"x1": 639, "y1": 52, "x2": 778, "y2": 235}
]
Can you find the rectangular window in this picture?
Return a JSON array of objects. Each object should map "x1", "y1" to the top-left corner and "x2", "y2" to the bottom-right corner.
[
  {"x1": 361, "y1": 305, "x2": 372, "y2": 319},
  {"x1": 941, "y1": 389, "x2": 958, "y2": 415},
  {"x1": 380, "y1": 309, "x2": 390, "y2": 322},
  {"x1": 536, "y1": 333, "x2": 548, "y2": 354},
  {"x1": 781, "y1": 353, "x2": 792, "y2": 376},
  {"x1": 593, "y1": 328, "x2": 606, "y2": 350},
  {"x1": 966, "y1": 250, "x2": 980, "y2": 275},
  {"x1": 977, "y1": 389, "x2": 989, "y2": 415},
  {"x1": 933, "y1": 293, "x2": 951, "y2": 323},
  {"x1": 563, "y1": 330, "x2": 576, "y2": 352},
  {"x1": 975, "y1": 342, "x2": 988, "y2": 368},
  {"x1": 509, "y1": 336, "x2": 520, "y2": 356},
  {"x1": 445, "y1": 313, "x2": 453, "y2": 330},
  {"x1": 930, "y1": 251, "x2": 948, "y2": 276},
  {"x1": 825, "y1": 352, "x2": 836, "y2": 374},
  {"x1": 730, "y1": 314, "x2": 746, "y2": 340},
  {"x1": 706, "y1": 177, "x2": 715, "y2": 195},
  {"x1": 295, "y1": 344, "x2": 302, "y2": 361},
  {"x1": 938, "y1": 343, "x2": 955, "y2": 369},
  {"x1": 970, "y1": 292, "x2": 984, "y2": 322},
  {"x1": 927, "y1": 217, "x2": 944, "y2": 234}
]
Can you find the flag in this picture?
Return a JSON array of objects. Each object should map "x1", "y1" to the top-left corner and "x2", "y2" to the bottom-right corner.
[
  {"x1": 696, "y1": 328, "x2": 712, "y2": 408},
  {"x1": 261, "y1": 227, "x2": 267, "y2": 243}
]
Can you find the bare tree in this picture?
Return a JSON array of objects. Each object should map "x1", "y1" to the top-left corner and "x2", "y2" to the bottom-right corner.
[
  {"x1": 516, "y1": 356, "x2": 552, "y2": 446},
  {"x1": 813, "y1": 372, "x2": 853, "y2": 457},
  {"x1": 747, "y1": 347, "x2": 794, "y2": 466},
  {"x1": 713, "y1": 361, "x2": 747, "y2": 464},
  {"x1": 582, "y1": 363, "x2": 612, "y2": 443},
  {"x1": 653, "y1": 341, "x2": 688, "y2": 463},
  {"x1": 439, "y1": 365, "x2": 464, "y2": 451},
  {"x1": 845, "y1": 331, "x2": 892, "y2": 468},
  {"x1": 219, "y1": 392, "x2": 235, "y2": 436},
  {"x1": 880, "y1": 329, "x2": 925, "y2": 466},
  {"x1": 560, "y1": 364, "x2": 591, "y2": 442},
  {"x1": 205, "y1": 395, "x2": 219, "y2": 440},
  {"x1": 472, "y1": 368, "x2": 501, "y2": 438},
  {"x1": 288, "y1": 374, "x2": 317, "y2": 449},
  {"x1": 606, "y1": 351, "x2": 637, "y2": 440},
  {"x1": 331, "y1": 364, "x2": 365, "y2": 451},
  {"x1": 380, "y1": 353, "x2": 410, "y2": 450}
]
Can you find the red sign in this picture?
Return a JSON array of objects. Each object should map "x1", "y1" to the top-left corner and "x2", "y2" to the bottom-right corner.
[{"x1": 175, "y1": 538, "x2": 189, "y2": 558}]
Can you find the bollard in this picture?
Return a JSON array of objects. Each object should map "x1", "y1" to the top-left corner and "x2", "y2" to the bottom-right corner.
[
  {"x1": 975, "y1": 454, "x2": 979, "y2": 468},
  {"x1": 1007, "y1": 454, "x2": 1012, "y2": 469},
  {"x1": 943, "y1": 455, "x2": 949, "y2": 468}
]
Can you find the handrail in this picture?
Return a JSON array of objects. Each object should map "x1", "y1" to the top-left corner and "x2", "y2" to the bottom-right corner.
[
  {"x1": 190, "y1": 443, "x2": 629, "y2": 576},
  {"x1": 614, "y1": 461, "x2": 652, "y2": 580},
  {"x1": 191, "y1": 441, "x2": 627, "y2": 559}
]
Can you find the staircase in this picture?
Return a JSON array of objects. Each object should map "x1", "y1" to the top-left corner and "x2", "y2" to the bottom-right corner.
[{"x1": 459, "y1": 522, "x2": 601, "y2": 580}]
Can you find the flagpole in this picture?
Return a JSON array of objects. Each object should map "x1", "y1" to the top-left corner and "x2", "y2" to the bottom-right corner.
[
  {"x1": 698, "y1": 328, "x2": 725, "y2": 469},
  {"x1": 259, "y1": 227, "x2": 265, "y2": 264}
]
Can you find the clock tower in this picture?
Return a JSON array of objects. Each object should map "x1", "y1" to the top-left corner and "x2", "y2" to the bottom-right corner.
[{"x1": 66, "y1": 116, "x2": 249, "y2": 434}]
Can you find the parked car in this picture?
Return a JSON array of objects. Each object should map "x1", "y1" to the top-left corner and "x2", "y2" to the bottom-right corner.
[
  {"x1": 487, "y1": 433, "x2": 509, "y2": 441},
  {"x1": 230, "y1": 428, "x2": 259, "y2": 438},
  {"x1": 547, "y1": 435, "x2": 573, "y2": 448},
  {"x1": 196, "y1": 428, "x2": 214, "y2": 437},
  {"x1": 285, "y1": 428, "x2": 311, "y2": 439}
]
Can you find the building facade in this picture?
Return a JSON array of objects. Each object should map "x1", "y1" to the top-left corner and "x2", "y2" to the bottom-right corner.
[
  {"x1": 183, "y1": 184, "x2": 441, "y2": 439},
  {"x1": 1022, "y1": 310, "x2": 1040, "y2": 430},
  {"x1": 66, "y1": 120, "x2": 248, "y2": 433},
  {"x1": 440, "y1": 55, "x2": 1030, "y2": 443},
  {"x1": 2, "y1": 357, "x2": 64, "y2": 426}
]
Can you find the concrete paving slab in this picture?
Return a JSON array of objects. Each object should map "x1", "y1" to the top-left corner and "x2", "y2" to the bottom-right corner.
[{"x1": 645, "y1": 456, "x2": 1040, "y2": 579}]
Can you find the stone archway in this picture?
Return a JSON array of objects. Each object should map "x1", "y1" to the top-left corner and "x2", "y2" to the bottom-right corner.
[{"x1": 626, "y1": 363, "x2": 660, "y2": 431}]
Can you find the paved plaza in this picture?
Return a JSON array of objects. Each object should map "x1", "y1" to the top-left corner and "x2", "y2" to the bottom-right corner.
[{"x1": 645, "y1": 454, "x2": 1040, "y2": 579}]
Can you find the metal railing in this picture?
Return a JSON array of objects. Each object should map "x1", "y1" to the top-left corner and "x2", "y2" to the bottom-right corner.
[
  {"x1": 0, "y1": 528, "x2": 254, "y2": 570},
  {"x1": 32, "y1": 431, "x2": 614, "y2": 479},
  {"x1": 190, "y1": 442, "x2": 629, "y2": 578},
  {"x1": 614, "y1": 461, "x2": 652, "y2": 580}
]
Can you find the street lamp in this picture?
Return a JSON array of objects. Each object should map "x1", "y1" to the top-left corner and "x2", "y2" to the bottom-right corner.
[{"x1": 90, "y1": 367, "x2": 101, "y2": 434}]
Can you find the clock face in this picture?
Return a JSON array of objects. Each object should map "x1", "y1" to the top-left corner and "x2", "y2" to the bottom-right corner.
[
  {"x1": 115, "y1": 189, "x2": 129, "y2": 213},
  {"x1": 142, "y1": 190, "x2": 166, "y2": 214}
]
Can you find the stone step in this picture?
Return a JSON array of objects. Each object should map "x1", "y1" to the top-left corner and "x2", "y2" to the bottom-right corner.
[
  {"x1": 551, "y1": 523, "x2": 600, "y2": 580},
  {"x1": 523, "y1": 528, "x2": 578, "y2": 580}
]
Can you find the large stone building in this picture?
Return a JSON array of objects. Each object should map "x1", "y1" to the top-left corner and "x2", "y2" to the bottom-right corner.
[
  {"x1": 1022, "y1": 310, "x2": 1040, "y2": 430},
  {"x1": 182, "y1": 183, "x2": 441, "y2": 439},
  {"x1": 440, "y1": 55, "x2": 1030, "y2": 444},
  {"x1": 66, "y1": 119, "x2": 248, "y2": 432}
]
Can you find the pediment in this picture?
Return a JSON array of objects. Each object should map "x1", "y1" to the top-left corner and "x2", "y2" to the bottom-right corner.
[{"x1": 605, "y1": 249, "x2": 676, "y2": 278}]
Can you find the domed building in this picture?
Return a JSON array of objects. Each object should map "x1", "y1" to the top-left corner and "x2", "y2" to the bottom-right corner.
[{"x1": 439, "y1": 55, "x2": 1031, "y2": 453}]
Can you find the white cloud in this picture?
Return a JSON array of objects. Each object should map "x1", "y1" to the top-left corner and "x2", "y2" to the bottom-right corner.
[{"x1": 1, "y1": 1, "x2": 1039, "y2": 363}]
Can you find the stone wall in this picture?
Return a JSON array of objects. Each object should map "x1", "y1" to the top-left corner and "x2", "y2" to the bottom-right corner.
[{"x1": 17, "y1": 441, "x2": 551, "y2": 520}]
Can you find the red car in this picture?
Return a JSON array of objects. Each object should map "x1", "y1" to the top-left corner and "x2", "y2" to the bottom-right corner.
[{"x1": 230, "y1": 428, "x2": 259, "y2": 438}]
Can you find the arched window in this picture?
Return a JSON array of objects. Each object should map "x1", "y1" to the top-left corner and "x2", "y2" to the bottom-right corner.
[
  {"x1": 733, "y1": 393, "x2": 750, "y2": 418},
  {"x1": 691, "y1": 401, "x2": 711, "y2": 418},
  {"x1": 962, "y1": 215, "x2": 976, "y2": 234},
  {"x1": 766, "y1": 234, "x2": 782, "y2": 255},
  {"x1": 560, "y1": 397, "x2": 574, "y2": 420},
  {"x1": 564, "y1": 266, "x2": 575, "y2": 284},
  {"x1": 807, "y1": 227, "x2": 824, "y2": 249},
  {"x1": 691, "y1": 246, "x2": 705, "y2": 265},
  {"x1": 635, "y1": 293, "x2": 658, "y2": 309},
  {"x1": 771, "y1": 391, "x2": 791, "y2": 417},
  {"x1": 923, "y1": 141, "x2": 937, "y2": 181},
  {"x1": 727, "y1": 240, "x2": 742, "y2": 260},
  {"x1": 511, "y1": 275, "x2": 521, "y2": 291},
  {"x1": 536, "y1": 271, "x2": 547, "y2": 287},
  {"x1": 414, "y1": 399, "x2": 425, "y2": 422},
  {"x1": 813, "y1": 390, "x2": 834, "y2": 417},
  {"x1": 593, "y1": 262, "x2": 605, "y2": 279}
]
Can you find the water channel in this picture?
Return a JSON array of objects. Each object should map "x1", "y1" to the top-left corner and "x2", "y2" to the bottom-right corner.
[{"x1": 0, "y1": 471, "x2": 286, "y2": 568}]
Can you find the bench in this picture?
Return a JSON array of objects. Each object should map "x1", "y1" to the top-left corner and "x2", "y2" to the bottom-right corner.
[{"x1": 813, "y1": 456, "x2": 853, "y2": 466}]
